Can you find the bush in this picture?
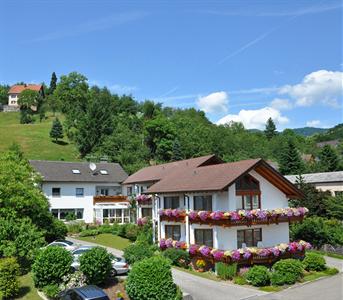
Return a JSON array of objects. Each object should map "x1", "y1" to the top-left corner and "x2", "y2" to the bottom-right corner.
[
  {"x1": 233, "y1": 276, "x2": 247, "y2": 285},
  {"x1": 66, "y1": 221, "x2": 85, "y2": 234},
  {"x1": 65, "y1": 212, "x2": 77, "y2": 221},
  {"x1": 32, "y1": 247, "x2": 72, "y2": 288},
  {"x1": 162, "y1": 248, "x2": 190, "y2": 268},
  {"x1": 271, "y1": 259, "x2": 303, "y2": 285},
  {"x1": 123, "y1": 241, "x2": 157, "y2": 265},
  {"x1": 42, "y1": 284, "x2": 60, "y2": 299},
  {"x1": 245, "y1": 266, "x2": 270, "y2": 287},
  {"x1": 324, "y1": 267, "x2": 339, "y2": 275},
  {"x1": 126, "y1": 256, "x2": 180, "y2": 300},
  {"x1": 303, "y1": 252, "x2": 326, "y2": 271},
  {"x1": 216, "y1": 262, "x2": 237, "y2": 280},
  {"x1": 45, "y1": 218, "x2": 68, "y2": 243},
  {"x1": 98, "y1": 225, "x2": 113, "y2": 234},
  {"x1": 79, "y1": 229, "x2": 99, "y2": 237},
  {"x1": 118, "y1": 223, "x2": 139, "y2": 241},
  {"x1": 0, "y1": 257, "x2": 20, "y2": 299},
  {"x1": 79, "y1": 247, "x2": 112, "y2": 285}
]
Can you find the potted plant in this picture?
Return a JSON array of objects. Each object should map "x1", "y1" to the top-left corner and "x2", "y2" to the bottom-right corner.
[{"x1": 195, "y1": 258, "x2": 206, "y2": 272}]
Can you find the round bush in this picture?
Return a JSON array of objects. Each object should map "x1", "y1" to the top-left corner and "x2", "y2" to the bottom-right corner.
[
  {"x1": 79, "y1": 247, "x2": 112, "y2": 285},
  {"x1": 162, "y1": 248, "x2": 190, "y2": 267},
  {"x1": 271, "y1": 259, "x2": 304, "y2": 285},
  {"x1": 245, "y1": 265, "x2": 270, "y2": 287},
  {"x1": 126, "y1": 256, "x2": 181, "y2": 300},
  {"x1": 123, "y1": 241, "x2": 157, "y2": 265},
  {"x1": 0, "y1": 257, "x2": 20, "y2": 299},
  {"x1": 42, "y1": 284, "x2": 60, "y2": 299},
  {"x1": 302, "y1": 252, "x2": 326, "y2": 271},
  {"x1": 32, "y1": 247, "x2": 72, "y2": 288}
]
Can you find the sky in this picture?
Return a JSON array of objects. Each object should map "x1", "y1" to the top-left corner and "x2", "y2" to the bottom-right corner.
[{"x1": 1, "y1": 0, "x2": 342, "y2": 130}]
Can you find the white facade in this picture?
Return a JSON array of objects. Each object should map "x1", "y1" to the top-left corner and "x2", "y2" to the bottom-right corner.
[
  {"x1": 156, "y1": 170, "x2": 291, "y2": 251},
  {"x1": 8, "y1": 93, "x2": 19, "y2": 106}
]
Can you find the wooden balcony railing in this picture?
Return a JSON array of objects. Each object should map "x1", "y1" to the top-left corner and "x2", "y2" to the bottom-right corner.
[{"x1": 93, "y1": 195, "x2": 129, "y2": 205}]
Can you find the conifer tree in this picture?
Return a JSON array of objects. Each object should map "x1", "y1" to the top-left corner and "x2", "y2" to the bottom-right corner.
[
  {"x1": 264, "y1": 117, "x2": 277, "y2": 140},
  {"x1": 49, "y1": 118, "x2": 63, "y2": 142},
  {"x1": 49, "y1": 72, "x2": 57, "y2": 95},
  {"x1": 319, "y1": 145, "x2": 340, "y2": 172},
  {"x1": 278, "y1": 139, "x2": 304, "y2": 175}
]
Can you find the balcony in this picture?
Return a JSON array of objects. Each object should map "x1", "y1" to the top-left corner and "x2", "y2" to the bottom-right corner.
[
  {"x1": 158, "y1": 207, "x2": 308, "y2": 227},
  {"x1": 93, "y1": 195, "x2": 129, "y2": 205}
]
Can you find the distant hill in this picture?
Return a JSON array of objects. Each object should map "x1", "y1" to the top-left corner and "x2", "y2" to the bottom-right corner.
[
  {"x1": 0, "y1": 112, "x2": 80, "y2": 161},
  {"x1": 291, "y1": 127, "x2": 327, "y2": 137},
  {"x1": 315, "y1": 123, "x2": 343, "y2": 142}
]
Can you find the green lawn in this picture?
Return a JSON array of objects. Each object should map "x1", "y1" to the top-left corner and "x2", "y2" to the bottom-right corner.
[
  {"x1": 309, "y1": 250, "x2": 343, "y2": 260},
  {"x1": 0, "y1": 112, "x2": 80, "y2": 161},
  {"x1": 15, "y1": 273, "x2": 40, "y2": 300},
  {"x1": 77, "y1": 233, "x2": 132, "y2": 250}
]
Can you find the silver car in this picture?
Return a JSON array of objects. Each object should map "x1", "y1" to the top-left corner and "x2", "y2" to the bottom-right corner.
[
  {"x1": 45, "y1": 240, "x2": 78, "y2": 252},
  {"x1": 71, "y1": 246, "x2": 129, "y2": 276}
]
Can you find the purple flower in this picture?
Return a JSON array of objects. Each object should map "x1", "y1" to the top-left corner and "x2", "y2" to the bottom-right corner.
[
  {"x1": 189, "y1": 244, "x2": 199, "y2": 255},
  {"x1": 245, "y1": 210, "x2": 254, "y2": 219},
  {"x1": 199, "y1": 246, "x2": 211, "y2": 257},
  {"x1": 165, "y1": 239, "x2": 173, "y2": 248},
  {"x1": 211, "y1": 211, "x2": 224, "y2": 220},
  {"x1": 298, "y1": 207, "x2": 306, "y2": 215},
  {"x1": 288, "y1": 242, "x2": 297, "y2": 253},
  {"x1": 199, "y1": 211, "x2": 210, "y2": 221},
  {"x1": 271, "y1": 248, "x2": 280, "y2": 257},
  {"x1": 165, "y1": 209, "x2": 173, "y2": 217},
  {"x1": 259, "y1": 248, "x2": 270, "y2": 257},
  {"x1": 189, "y1": 211, "x2": 198, "y2": 220},
  {"x1": 175, "y1": 241, "x2": 182, "y2": 248},
  {"x1": 231, "y1": 250, "x2": 241, "y2": 261},
  {"x1": 243, "y1": 250, "x2": 252, "y2": 259},
  {"x1": 230, "y1": 211, "x2": 240, "y2": 221},
  {"x1": 158, "y1": 209, "x2": 164, "y2": 216},
  {"x1": 287, "y1": 209, "x2": 293, "y2": 217},
  {"x1": 213, "y1": 250, "x2": 224, "y2": 261},
  {"x1": 159, "y1": 239, "x2": 166, "y2": 249},
  {"x1": 172, "y1": 209, "x2": 180, "y2": 217},
  {"x1": 257, "y1": 210, "x2": 267, "y2": 219}
]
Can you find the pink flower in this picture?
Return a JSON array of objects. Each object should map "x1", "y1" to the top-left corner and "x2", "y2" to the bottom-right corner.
[
  {"x1": 165, "y1": 209, "x2": 173, "y2": 217},
  {"x1": 189, "y1": 244, "x2": 199, "y2": 255},
  {"x1": 230, "y1": 211, "x2": 240, "y2": 221},
  {"x1": 213, "y1": 250, "x2": 224, "y2": 261},
  {"x1": 258, "y1": 248, "x2": 270, "y2": 257},
  {"x1": 159, "y1": 239, "x2": 166, "y2": 249},
  {"x1": 199, "y1": 211, "x2": 210, "y2": 221},
  {"x1": 137, "y1": 217, "x2": 147, "y2": 226},
  {"x1": 271, "y1": 248, "x2": 280, "y2": 257},
  {"x1": 189, "y1": 211, "x2": 198, "y2": 220},
  {"x1": 165, "y1": 239, "x2": 173, "y2": 248},
  {"x1": 305, "y1": 242, "x2": 312, "y2": 250},
  {"x1": 243, "y1": 250, "x2": 252, "y2": 259},
  {"x1": 175, "y1": 241, "x2": 183, "y2": 249},
  {"x1": 158, "y1": 209, "x2": 164, "y2": 216},
  {"x1": 231, "y1": 250, "x2": 241, "y2": 261},
  {"x1": 288, "y1": 242, "x2": 298, "y2": 253},
  {"x1": 211, "y1": 211, "x2": 224, "y2": 220},
  {"x1": 172, "y1": 209, "x2": 180, "y2": 217},
  {"x1": 298, "y1": 207, "x2": 306, "y2": 215},
  {"x1": 287, "y1": 209, "x2": 293, "y2": 217},
  {"x1": 200, "y1": 246, "x2": 211, "y2": 257}
]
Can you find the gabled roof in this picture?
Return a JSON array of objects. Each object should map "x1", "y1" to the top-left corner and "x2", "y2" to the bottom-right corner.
[
  {"x1": 133, "y1": 155, "x2": 303, "y2": 198},
  {"x1": 286, "y1": 171, "x2": 343, "y2": 184},
  {"x1": 123, "y1": 154, "x2": 222, "y2": 184},
  {"x1": 8, "y1": 84, "x2": 43, "y2": 94},
  {"x1": 30, "y1": 160, "x2": 128, "y2": 183}
]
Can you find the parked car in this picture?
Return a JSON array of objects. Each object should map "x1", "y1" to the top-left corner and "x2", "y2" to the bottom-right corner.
[
  {"x1": 45, "y1": 240, "x2": 77, "y2": 251},
  {"x1": 71, "y1": 246, "x2": 129, "y2": 276},
  {"x1": 59, "y1": 285, "x2": 109, "y2": 300}
]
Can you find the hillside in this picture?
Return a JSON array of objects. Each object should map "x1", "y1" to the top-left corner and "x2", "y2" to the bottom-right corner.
[
  {"x1": 292, "y1": 127, "x2": 327, "y2": 137},
  {"x1": 315, "y1": 123, "x2": 343, "y2": 142},
  {"x1": 0, "y1": 112, "x2": 80, "y2": 161}
]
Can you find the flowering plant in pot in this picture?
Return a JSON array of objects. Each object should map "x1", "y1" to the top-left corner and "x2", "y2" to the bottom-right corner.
[
  {"x1": 136, "y1": 194, "x2": 152, "y2": 205},
  {"x1": 195, "y1": 258, "x2": 206, "y2": 272}
]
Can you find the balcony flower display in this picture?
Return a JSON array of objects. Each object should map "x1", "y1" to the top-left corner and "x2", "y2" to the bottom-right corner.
[
  {"x1": 199, "y1": 245, "x2": 211, "y2": 257},
  {"x1": 231, "y1": 250, "x2": 241, "y2": 261},
  {"x1": 211, "y1": 211, "x2": 224, "y2": 220},
  {"x1": 137, "y1": 217, "x2": 148, "y2": 226},
  {"x1": 165, "y1": 238, "x2": 174, "y2": 248},
  {"x1": 243, "y1": 249, "x2": 252, "y2": 259},
  {"x1": 189, "y1": 244, "x2": 199, "y2": 255},
  {"x1": 135, "y1": 194, "x2": 152, "y2": 205},
  {"x1": 257, "y1": 248, "x2": 270, "y2": 257},
  {"x1": 271, "y1": 247, "x2": 280, "y2": 257},
  {"x1": 189, "y1": 210, "x2": 198, "y2": 220},
  {"x1": 211, "y1": 249, "x2": 225, "y2": 261},
  {"x1": 174, "y1": 240, "x2": 187, "y2": 249},
  {"x1": 198, "y1": 211, "x2": 210, "y2": 221}
]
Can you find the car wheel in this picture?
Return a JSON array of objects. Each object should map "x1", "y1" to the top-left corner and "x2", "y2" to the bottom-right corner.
[{"x1": 110, "y1": 268, "x2": 117, "y2": 277}]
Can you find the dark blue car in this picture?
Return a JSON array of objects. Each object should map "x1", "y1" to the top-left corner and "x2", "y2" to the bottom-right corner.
[{"x1": 59, "y1": 286, "x2": 110, "y2": 300}]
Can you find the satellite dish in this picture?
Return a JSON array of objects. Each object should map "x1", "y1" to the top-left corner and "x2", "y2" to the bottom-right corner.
[{"x1": 89, "y1": 162, "x2": 97, "y2": 171}]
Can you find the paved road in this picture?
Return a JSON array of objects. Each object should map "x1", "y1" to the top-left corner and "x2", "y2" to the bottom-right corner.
[{"x1": 246, "y1": 273, "x2": 343, "y2": 300}]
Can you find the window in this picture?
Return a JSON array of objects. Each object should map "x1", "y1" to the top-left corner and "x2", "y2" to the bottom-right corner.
[
  {"x1": 242, "y1": 194, "x2": 260, "y2": 210},
  {"x1": 237, "y1": 228, "x2": 262, "y2": 248},
  {"x1": 51, "y1": 209, "x2": 58, "y2": 218},
  {"x1": 75, "y1": 188, "x2": 84, "y2": 197},
  {"x1": 142, "y1": 208, "x2": 152, "y2": 218},
  {"x1": 194, "y1": 229, "x2": 213, "y2": 247},
  {"x1": 72, "y1": 169, "x2": 80, "y2": 174},
  {"x1": 99, "y1": 169, "x2": 108, "y2": 175},
  {"x1": 165, "y1": 225, "x2": 181, "y2": 241},
  {"x1": 100, "y1": 188, "x2": 109, "y2": 196},
  {"x1": 127, "y1": 187, "x2": 133, "y2": 196},
  {"x1": 194, "y1": 195, "x2": 212, "y2": 211},
  {"x1": 164, "y1": 196, "x2": 179, "y2": 209},
  {"x1": 50, "y1": 208, "x2": 83, "y2": 220},
  {"x1": 11, "y1": 94, "x2": 16, "y2": 98},
  {"x1": 52, "y1": 187, "x2": 61, "y2": 197},
  {"x1": 236, "y1": 174, "x2": 260, "y2": 192},
  {"x1": 59, "y1": 209, "x2": 76, "y2": 220}
]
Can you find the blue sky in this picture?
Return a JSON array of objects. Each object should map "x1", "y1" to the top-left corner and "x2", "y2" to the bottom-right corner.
[{"x1": 1, "y1": 0, "x2": 342, "y2": 129}]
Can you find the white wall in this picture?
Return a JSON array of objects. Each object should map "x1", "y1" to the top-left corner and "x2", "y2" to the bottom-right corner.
[
  {"x1": 160, "y1": 221, "x2": 186, "y2": 241},
  {"x1": 314, "y1": 182, "x2": 343, "y2": 196},
  {"x1": 8, "y1": 94, "x2": 19, "y2": 106}
]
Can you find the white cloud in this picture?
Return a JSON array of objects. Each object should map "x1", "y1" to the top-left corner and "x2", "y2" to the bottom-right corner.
[
  {"x1": 108, "y1": 84, "x2": 136, "y2": 94},
  {"x1": 279, "y1": 70, "x2": 343, "y2": 107},
  {"x1": 197, "y1": 91, "x2": 229, "y2": 114},
  {"x1": 270, "y1": 98, "x2": 293, "y2": 110},
  {"x1": 216, "y1": 107, "x2": 289, "y2": 129},
  {"x1": 306, "y1": 120, "x2": 321, "y2": 127}
]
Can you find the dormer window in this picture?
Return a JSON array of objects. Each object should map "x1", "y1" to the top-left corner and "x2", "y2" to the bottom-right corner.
[
  {"x1": 236, "y1": 174, "x2": 261, "y2": 210},
  {"x1": 99, "y1": 170, "x2": 108, "y2": 175},
  {"x1": 72, "y1": 169, "x2": 80, "y2": 174}
]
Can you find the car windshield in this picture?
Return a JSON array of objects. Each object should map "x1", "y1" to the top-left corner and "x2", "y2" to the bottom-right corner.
[{"x1": 56, "y1": 240, "x2": 73, "y2": 246}]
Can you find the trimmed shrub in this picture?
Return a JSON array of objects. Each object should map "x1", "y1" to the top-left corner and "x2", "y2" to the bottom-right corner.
[
  {"x1": 126, "y1": 256, "x2": 180, "y2": 300},
  {"x1": 98, "y1": 225, "x2": 113, "y2": 234},
  {"x1": 245, "y1": 266, "x2": 270, "y2": 287},
  {"x1": 324, "y1": 267, "x2": 339, "y2": 275},
  {"x1": 42, "y1": 284, "x2": 60, "y2": 299},
  {"x1": 233, "y1": 276, "x2": 248, "y2": 285},
  {"x1": 271, "y1": 259, "x2": 304, "y2": 285},
  {"x1": 118, "y1": 223, "x2": 139, "y2": 241},
  {"x1": 162, "y1": 248, "x2": 190, "y2": 268},
  {"x1": 302, "y1": 252, "x2": 326, "y2": 271},
  {"x1": 45, "y1": 218, "x2": 68, "y2": 243},
  {"x1": 216, "y1": 262, "x2": 237, "y2": 280},
  {"x1": 0, "y1": 257, "x2": 20, "y2": 299},
  {"x1": 123, "y1": 241, "x2": 157, "y2": 265},
  {"x1": 79, "y1": 247, "x2": 112, "y2": 285},
  {"x1": 32, "y1": 247, "x2": 72, "y2": 288},
  {"x1": 79, "y1": 229, "x2": 99, "y2": 237}
]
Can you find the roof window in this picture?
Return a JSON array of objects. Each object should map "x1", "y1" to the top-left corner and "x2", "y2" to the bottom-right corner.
[
  {"x1": 72, "y1": 169, "x2": 81, "y2": 174},
  {"x1": 100, "y1": 170, "x2": 108, "y2": 175}
]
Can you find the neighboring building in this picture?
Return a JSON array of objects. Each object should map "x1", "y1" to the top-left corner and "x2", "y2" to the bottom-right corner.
[
  {"x1": 30, "y1": 160, "x2": 129, "y2": 224},
  {"x1": 7, "y1": 84, "x2": 44, "y2": 110},
  {"x1": 316, "y1": 140, "x2": 340, "y2": 148},
  {"x1": 124, "y1": 155, "x2": 303, "y2": 251},
  {"x1": 286, "y1": 171, "x2": 343, "y2": 196}
]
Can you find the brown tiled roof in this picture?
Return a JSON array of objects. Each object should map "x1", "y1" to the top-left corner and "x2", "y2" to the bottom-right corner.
[
  {"x1": 8, "y1": 84, "x2": 42, "y2": 94},
  {"x1": 123, "y1": 154, "x2": 221, "y2": 184},
  {"x1": 147, "y1": 158, "x2": 261, "y2": 193}
]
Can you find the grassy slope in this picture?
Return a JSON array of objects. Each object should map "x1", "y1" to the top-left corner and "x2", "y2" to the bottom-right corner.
[
  {"x1": 77, "y1": 233, "x2": 131, "y2": 250},
  {"x1": 15, "y1": 273, "x2": 40, "y2": 300},
  {"x1": 0, "y1": 112, "x2": 80, "y2": 161}
]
